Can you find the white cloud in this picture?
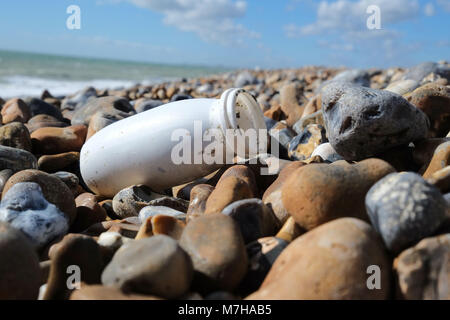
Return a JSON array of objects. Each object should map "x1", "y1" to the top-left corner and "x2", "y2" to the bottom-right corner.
[
  {"x1": 437, "y1": 0, "x2": 450, "y2": 12},
  {"x1": 424, "y1": 3, "x2": 435, "y2": 16},
  {"x1": 283, "y1": 0, "x2": 421, "y2": 66},
  {"x1": 288, "y1": 0, "x2": 419, "y2": 36},
  {"x1": 101, "y1": 0, "x2": 259, "y2": 46}
]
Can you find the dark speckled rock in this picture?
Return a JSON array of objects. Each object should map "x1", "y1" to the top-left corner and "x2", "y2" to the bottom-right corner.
[
  {"x1": 322, "y1": 82, "x2": 429, "y2": 160},
  {"x1": 366, "y1": 172, "x2": 447, "y2": 253},
  {"x1": 221, "y1": 198, "x2": 280, "y2": 244},
  {"x1": 24, "y1": 98, "x2": 63, "y2": 120}
]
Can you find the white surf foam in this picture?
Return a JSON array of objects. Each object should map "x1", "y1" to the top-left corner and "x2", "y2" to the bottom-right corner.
[{"x1": 0, "y1": 75, "x2": 156, "y2": 99}]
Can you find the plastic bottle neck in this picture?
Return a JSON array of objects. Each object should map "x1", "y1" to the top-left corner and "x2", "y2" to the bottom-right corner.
[{"x1": 213, "y1": 88, "x2": 267, "y2": 159}]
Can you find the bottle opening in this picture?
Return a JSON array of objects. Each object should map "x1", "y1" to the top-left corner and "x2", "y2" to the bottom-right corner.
[{"x1": 218, "y1": 88, "x2": 267, "y2": 159}]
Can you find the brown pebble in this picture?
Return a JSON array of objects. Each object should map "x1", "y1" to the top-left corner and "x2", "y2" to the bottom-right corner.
[
  {"x1": 281, "y1": 159, "x2": 395, "y2": 230},
  {"x1": 204, "y1": 176, "x2": 252, "y2": 214},
  {"x1": 1, "y1": 98, "x2": 31, "y2": 124},
  {"x1": 262, "y1": 161, "x2": 306, "y2": 224},
  {"x1": 187, "y1": 184, "x2": 214, "y2": 222},
  {"x1": 422, "y1": 141, "x2": 450, "y2": 179},
  {"x1": 37, "y1": 152, "x2": 80, "y2": 173},
  {"x1": 71, "y1": 193, "x2": 107, "y2": 232},
  {"x1": 247, "y1": 218, "x2": 391, "y2": 300},
  {"x1": 31, "y1": 124, "x2": 87, "y2": 155}
]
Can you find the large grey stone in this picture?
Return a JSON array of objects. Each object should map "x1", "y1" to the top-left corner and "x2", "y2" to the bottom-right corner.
[
  {"x1": 0, "y1": 182, "x2": 69, "y2": 249},
  {"x1": 322, "y1": 82, "x2": 429, "y2": 160}
]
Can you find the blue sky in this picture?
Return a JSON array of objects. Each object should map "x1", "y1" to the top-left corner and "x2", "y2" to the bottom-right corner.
[{"x1": 0, "y1": 0, "x2": 449, "y2": 69}]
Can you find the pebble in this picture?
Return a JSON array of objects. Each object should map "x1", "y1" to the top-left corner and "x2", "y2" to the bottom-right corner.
[
  {"x1": 102, "y1": 235, "x2": 193, "y2": 299},
  {"x1": 51, "y1": 171, "x2": 80, "y2": 196},
  {"x1": 269, "y1": 122, "x2": 296, "y2": 158},
  {"x1": 44, "y1": 234, "x2": 103, "y2": 300},
  {"x1": 113, "y1": 185, "x2": 165, "y2": 218},
  {"x1": 71, "y1": 193, "x2": 107, "y2": 232},
  {"x1": 384, "y1": 79, "x2": 420, "y2": 95},
  {"x1": 0, "y1": 182, "x2": 69, "y2": 249},
  {"x1": 133, "y1": 98, "x2": 164, "y2": 113},
  {"x1": 301, "y1": 95, "x2": 322, "y2": 118},
  {"x1": 282, "y1": 159, "x2": 395, "y2": 230},
  {"x1": 86, "y1": 111, "x2": 119, "y2": 139},
  {"x1": 275, "y1": 216, "x2": 304, "y2": 242},
  {"x1": 405, "y1": 83, "x2": 450, "y2": 138},
  {"x1": 25, "y1": 98, "x2": 63, "y2": 120},
  {"x1": 247, "y1": 218, "x2": 391, "y2": 299},
  {"x1": 310, "y1": 142, "x2": 344, "y2": 162},
  {"x1": 366, "y1": 172, "x2": 447, "y2": 253},
  {"x1": 0, "y1": 221, "x2": 41, "y2": 300},
  {"x1": 31, "y1": 125, "x2": 87, "y2": 155},
  {"x1": 238, "y1": 236, "x2": 289, "y2": 296},
  {"x1": 38, "y1": 151, "x2": 80, "y2": 173},
  {"x1": 280, "y1": 83, "x2": 304, "y2": 126},
  {"x1": 288, "y1": 124, "x2": 327, "y2": 161},
  {"x1": 426, "y1": 166, "x2": 450, "y2": 193},
  {"x1": 136, "y1": 214, "x2": 185, "y2": 240},
  {"x1": 170, "y1": 94, "x2": 193, "y2": 102},
  {"x1": 402, "y1": 62, "x2": 448, "y2": 82},
  {"x1": 179, "y1": 213, "x2": 248, "y2": 292},
  {"x1": 204, "y1": 176, "x2": 253, "y2": 214},
  {"x1": 1, "y1": 98, "x2": 31, "y2": 124},
  {"x1": 234, "y1": 71, "x2": 257, "y2": 87},
  {"x1": 394, "y1": 233, "x2": 450, "y2": 300},
  {"x1": 262, "y1": 161, "x2": 306, "y2": 224},
  {"x1": 2, "y1": 169, "x2": 77, "y2": 223},
  {"x1": 144, "y1": 196, "x2": 189, "y2": 212},
  {"x1": 26, "y1": 114, "x2": 68, "y2": 133},
  {"x1": 422, "y1": 141, "x2": 450, "y2": 178},
  {"x1": 186, "y1": 184, "x2": 214, "y2": 222},
  {"x1": 292, "y1": 109, "x2": 325, "y2": 134},
  {"x1": 61, "y1": 87, "x2": 97, "y2": 112},
  {"x1": 106, "y1": 219, "x2": 141, "y2": 238},
  {"x1": 216, "y1": 165, "x2": 259, "y2": 198},
  {"x1": 0, "y1": 122, "x2": 32, "y2": 151},
  {"x1": 322, "y1": 82, "x2": 429, "y2": 160},
  {"x1": 0, "y1": 145, "x2": 37, "y2": 172},
  {"x1": 330, "y1": 69, "x2": 371, "y2": 87},
  {"x1": 71, "y1": 96, "x2": 135, "y2": 127},
  {"x1": 222, "y1": 198, "x2": 280, "y2": 244},
  {"x1": 0, "y1": 169, "x2": 13, "y2": 194},
  {"x1": 413, "y1": 138, "x2": 449, "y2": 168},
  {"x1": 139, "y1": 205, "x2": 186, "y2": 223},
  {"x1": 264, "y1": 105, "x2": 282, "y2": 120}
]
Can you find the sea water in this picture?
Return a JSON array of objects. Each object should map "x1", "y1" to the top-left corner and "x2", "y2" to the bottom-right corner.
[{"x1": 0, "y1": 50, "x2": 227, "y2": 98}]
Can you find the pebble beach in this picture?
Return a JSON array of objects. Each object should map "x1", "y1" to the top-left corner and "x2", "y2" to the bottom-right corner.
[{"x1": 0, "y1": 60, "x2": 449, "y2": 300}]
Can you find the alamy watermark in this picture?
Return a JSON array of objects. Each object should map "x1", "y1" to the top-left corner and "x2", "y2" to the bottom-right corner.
[
  {"x1": 366, "y1": 5, "x2": 381, "y2": 30},
  {"x1": 366, "y1": 265, "x2": 382, "y2": 290},
  {"x1": 66, "y1": 5, "x2": 81, "y2": 30},
  {"x1": 170, "y1": 121, "x2": 280, "y2": 175},
  {"x1": 66, "y1": 265, "x2": 81, "y2": 290}
]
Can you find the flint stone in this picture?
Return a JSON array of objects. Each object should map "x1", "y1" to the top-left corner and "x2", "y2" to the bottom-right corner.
[
  {"x1": 322, "y1": 82, "x2": 429, "y2": 160},
  {"x1": 366, "y1": 172, "x2": 447, "y2": 253},
  {"x1": 0, "y1": 182, "x2": 69, "y2": 249}
]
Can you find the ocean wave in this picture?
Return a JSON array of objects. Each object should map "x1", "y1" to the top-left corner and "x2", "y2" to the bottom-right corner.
[{"x1": 0, "y1": 75, "x2": 164, "y2": 99}]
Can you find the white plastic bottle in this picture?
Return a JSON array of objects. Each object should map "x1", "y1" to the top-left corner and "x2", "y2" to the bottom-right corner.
[{"x1": 80, "y1": 88, "x2": 267, "y2": 197}]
